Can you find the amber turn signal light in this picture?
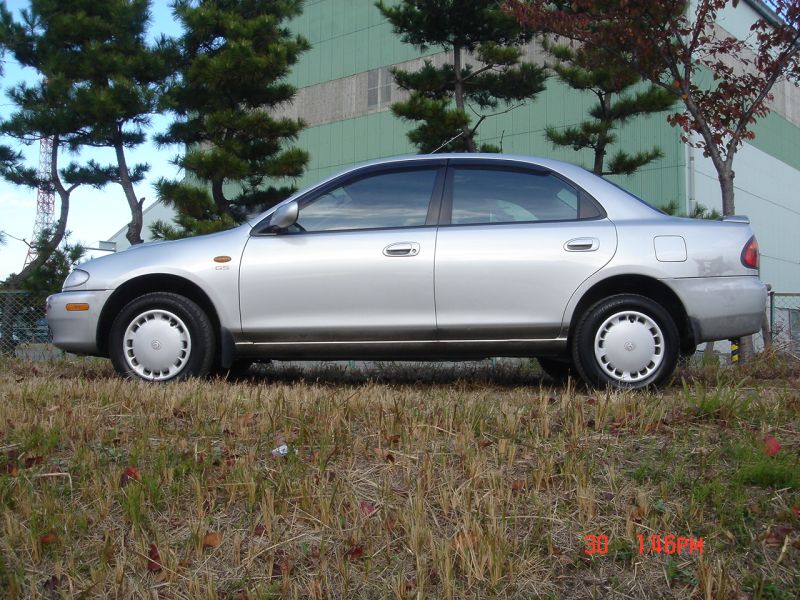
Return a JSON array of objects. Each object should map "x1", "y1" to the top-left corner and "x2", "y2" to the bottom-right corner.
[{"x1": 65, "y1": 303, "x2": 90, "y2": 312}]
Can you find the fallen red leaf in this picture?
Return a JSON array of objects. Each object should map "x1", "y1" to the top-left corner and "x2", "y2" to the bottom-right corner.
[
  {"x1": 24, "y1": 456, "x2": 44, "y2": 468},
  {"x1": 373, "y1": 447, "x2": 394, "y2": 463},
  {"x1": 763, "y1": 524, "x2": 793, "y2": 546},
  {"x1": 271, "y1": 556, "x2": 291, "y2": 577},
  {"x1": 347, "y1": 545, "x2": 364, "y2": 561},
  {"x1": 120, "y1": 466, "x2": 141, "y2": 487},
  {"x1": 147, "y1": 543, "x2": 162, "y2": 572},
  {"x1": 254, "y1": 523, "x2": 266, "y2": 536},
  {"x1": 511, "y1": 479, "x2": 526, "y2": 493},
  {"x1": 203, "y1": 531, "x2": 222, "y2": 549},
  {"x1": 764, "y1": 435, "x2": 781, "y2": 457},
  {"x1": 359, "y1": 501, "x2": 377, "y2": 518},
  {"x1": 39, "y1": 532, "x2": 58, "y2": 545},
  {"x1": 792, "y1": 505, "x2": 800, "y2": 519}
]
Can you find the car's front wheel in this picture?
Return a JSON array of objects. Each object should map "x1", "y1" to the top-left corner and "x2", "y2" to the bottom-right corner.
[
  {"x1": 109, "y1": 292, "x2": 215, "y2": 381},
  {"x1": 572, "y1": 294, "x2": 679, "y2": 389}
]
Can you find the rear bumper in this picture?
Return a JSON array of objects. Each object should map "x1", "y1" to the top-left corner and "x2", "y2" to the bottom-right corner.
[
  {"x1": 665, "y1": 276, "x2": 767, "y2": 342},
  {"x1": 46, "y1": 290, "x2": 113, "y2": 355}
]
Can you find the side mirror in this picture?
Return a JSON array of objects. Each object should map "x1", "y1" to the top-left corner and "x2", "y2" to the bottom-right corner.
[{"x1": 267, "y1": 201, "x2": 299, "y2": 232}]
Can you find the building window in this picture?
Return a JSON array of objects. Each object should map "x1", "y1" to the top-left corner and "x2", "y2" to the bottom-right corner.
[{"x1": 367, "y1": 67, "x2": 392, "y2": 111}]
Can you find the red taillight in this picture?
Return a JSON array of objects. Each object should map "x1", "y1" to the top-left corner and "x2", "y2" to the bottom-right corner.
[{"x1": 741, "y1": 236, "x2": 759, "y2": 270}]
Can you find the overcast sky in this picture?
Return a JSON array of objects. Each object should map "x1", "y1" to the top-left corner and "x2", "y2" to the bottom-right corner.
[{"x1": 0, "y1": 1, "x2": 180, "y2": 280}]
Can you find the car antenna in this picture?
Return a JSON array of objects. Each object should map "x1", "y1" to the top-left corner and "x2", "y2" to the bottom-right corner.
[{"x1": 430, "y1": 131, "x2": 464, "y2": 154}]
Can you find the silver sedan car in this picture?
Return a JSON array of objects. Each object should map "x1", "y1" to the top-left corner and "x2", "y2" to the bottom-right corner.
[{"x1": 47, "y1": 154, "x2": 766, "y2": 388}]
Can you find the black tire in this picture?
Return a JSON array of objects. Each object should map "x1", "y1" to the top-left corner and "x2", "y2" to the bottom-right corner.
[
  {"x1": 109, "y1": 292, "x2": 215, "y2": 381},
  {"x1": 571, "y1": 294, "x2": 679, "y2": 389},
  {"x1": 537, "y1": 357, "x2": 576, "y2": 383}
]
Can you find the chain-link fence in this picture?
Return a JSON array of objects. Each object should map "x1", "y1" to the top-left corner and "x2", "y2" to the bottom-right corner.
[
  {"x1": 769, "y1": 291, "x2": 800, "y2": 354},
  {"x1": 0, "y1": 291, "x2": 54, "y2": 356}
]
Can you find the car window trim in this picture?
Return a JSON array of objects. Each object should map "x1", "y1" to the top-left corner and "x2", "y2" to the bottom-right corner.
[
  {"x1": 251, "y1": 161, "x2": 447, "y2": 236},
  {"x1": 439, "y1": 160, "x2": 606, "y2": 226}
]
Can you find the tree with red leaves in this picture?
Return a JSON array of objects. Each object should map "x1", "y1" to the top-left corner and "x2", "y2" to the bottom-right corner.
[{"x1": 509, "y1": 0, "x2": 800, "y2": 215}]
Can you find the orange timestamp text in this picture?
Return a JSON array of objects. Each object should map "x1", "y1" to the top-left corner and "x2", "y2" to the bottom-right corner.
[{"x1": 584, "y1": 534, "x2": 704, "y2": 556}]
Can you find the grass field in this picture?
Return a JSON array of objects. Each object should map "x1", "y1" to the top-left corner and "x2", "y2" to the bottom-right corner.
[{"x1": 1, "y1": 355, "x2": 799, "y2": 599}]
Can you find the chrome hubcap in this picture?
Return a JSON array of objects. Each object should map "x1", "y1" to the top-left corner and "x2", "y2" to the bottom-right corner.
[
  {"x1": 123, "y1": 309, "x2": 191, "y2": 381},
  {"x1": 594, "y1": 310, "x2": 664, "y2": 383}
]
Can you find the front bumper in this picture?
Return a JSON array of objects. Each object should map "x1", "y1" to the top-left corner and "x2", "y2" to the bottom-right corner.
[
  {"x1": 666, "y1": 276, "x2": 767, "y2": 342},
  {"x1": 46, "y1": 290, "x2": 113, "y2": 355}
]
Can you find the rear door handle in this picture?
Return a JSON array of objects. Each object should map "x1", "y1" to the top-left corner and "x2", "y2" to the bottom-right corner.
[
  {"x1": 383, "y1": 242, "x2": 420, "y2": 257},
  {"x1": 564, "y1": 237, "x2": 599, "y2": 252}
]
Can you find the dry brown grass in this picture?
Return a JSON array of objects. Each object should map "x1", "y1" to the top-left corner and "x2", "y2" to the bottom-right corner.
[{"x1": 0, "y1": 357, "x2": 799, "y2": 599}]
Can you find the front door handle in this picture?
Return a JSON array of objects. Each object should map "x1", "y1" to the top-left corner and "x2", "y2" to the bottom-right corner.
[
  {"x1": 383, "y1": 242, "x2": 420, "y2": 257},
  {"x1": 564, "y1": 237, "x2": 599, "y2": 252}
]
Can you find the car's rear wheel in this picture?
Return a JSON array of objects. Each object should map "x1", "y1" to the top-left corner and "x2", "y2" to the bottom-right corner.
[
  {"x1": 109, "y1": 292, "x2": 215, "y2": 381},
  {"x1": 572, "y1": 294, "x2": 679, "y2": 389}
]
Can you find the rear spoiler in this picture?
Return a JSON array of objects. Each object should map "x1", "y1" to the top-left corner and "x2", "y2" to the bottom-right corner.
[{"x1": 717, "y1": 215, "x2": 750, "y2": 224}]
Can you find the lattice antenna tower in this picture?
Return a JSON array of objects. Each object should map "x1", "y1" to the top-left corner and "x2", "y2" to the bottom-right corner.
[{"x1": 23, "y1": 135, "x2": 56, "y2": 267}]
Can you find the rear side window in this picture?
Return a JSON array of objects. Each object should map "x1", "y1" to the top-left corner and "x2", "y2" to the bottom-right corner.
[
  {"x1": 448, "y1": 167, "x2": 599, "y2": 225},
  {"x1": 297, "y1": 168, "x2": 438, "y2": 232}
]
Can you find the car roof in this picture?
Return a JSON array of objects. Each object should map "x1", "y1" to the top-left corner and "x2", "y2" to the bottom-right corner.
[{"x1": 352, "y1": 152, "x2": 584, "y2": 173}]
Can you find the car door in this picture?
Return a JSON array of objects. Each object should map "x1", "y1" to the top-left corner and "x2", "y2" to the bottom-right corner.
[
  {"x1": 239, "y1": 162, "x2": 445, "y2": 344},
  {"x1": 434, "y1": 161, "x2": 617, "y2": 340}
]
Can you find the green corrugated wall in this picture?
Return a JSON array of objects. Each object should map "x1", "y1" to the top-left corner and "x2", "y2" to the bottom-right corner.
[
  {"x1": 287, "y1": 0, "x2": 798, "y2": 214},
  {"x1": 288, "y1": 0, "x2": 686, "y2": 208}
]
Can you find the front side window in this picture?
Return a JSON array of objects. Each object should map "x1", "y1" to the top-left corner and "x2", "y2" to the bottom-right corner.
[
  {"x1": 449, "y1": 167, "x2": 589, "y2": 225},
  {"x1": 296, "y1": 168, "x2": 438, "y2": 232}
]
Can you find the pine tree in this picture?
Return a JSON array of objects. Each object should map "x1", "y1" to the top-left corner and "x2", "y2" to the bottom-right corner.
[
  {"x1": 1, "y1": 4, "x2": 132, "y2": 288},
  {"x1": 2, "y1": 0, "x2": 171, "y2": 246},
  {"x1": 376, "y1": 0, "x2": 548, "y2": 153},
  {"x1": 152, "y1": 0, "x2": 310, "y2": 240},
  {"x1": 543, "y1": 41, "x2": 676, "y2": 176},
  {"x1": 0, "y1": 26, "x2": 19, "y2": 174}
]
